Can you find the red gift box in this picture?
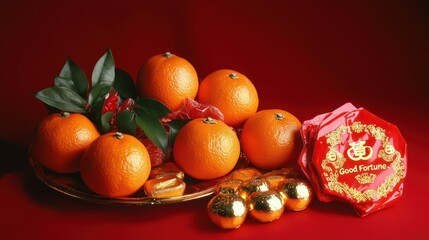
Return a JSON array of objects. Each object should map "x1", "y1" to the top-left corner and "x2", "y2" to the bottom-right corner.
[{"x1": 298, "y1": 103, "x2": 407, "y2": 217}]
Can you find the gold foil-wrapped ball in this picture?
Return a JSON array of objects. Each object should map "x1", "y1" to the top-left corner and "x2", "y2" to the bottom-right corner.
[
  {"x1": 207, "y1": 194, "x2": 247, "y2": 229},
  {"x1": 247, "y1": 190, "x2": 285, "y2": 222},
  {"x1": 238, "y1": 178, "x2": 270, "y2": 201},
  {"x1": 277, "y1": 178, "x2": 313, "y2": 211},
  {"x1": 215, "y1": 179, "x2": 242, "y2": 195}
]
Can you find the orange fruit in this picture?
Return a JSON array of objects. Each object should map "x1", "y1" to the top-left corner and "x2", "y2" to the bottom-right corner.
[
  {"x1": 136, "y1": 52, "x2": 199, "y2": 111},
  {"x1": 80, "y1": 132, "x2": 151, "y2": 197},
  {"x1": 240, "y1": 109, "x2": 302, "y2": 170},
  {"x1": 197, "y1": 69, "x2": 259, "y2": 128},
  {"x1": 31, "y1": 112, "x2": 100, "y2": 174},
  {"x1": 173, "y1": 117, "x2": 240, "y2": 180}
]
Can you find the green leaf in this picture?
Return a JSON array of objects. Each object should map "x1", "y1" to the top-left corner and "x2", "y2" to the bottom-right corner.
[
  {"x1": 135, "y1": 112, "x2": 168, "y2": 154},
  {"x1": 166, "y1": 118, "x2": 192, "y2": 146},
  {"x1": 100, "y1": 112, "x2": 113, "y2": 133},
  {"x1": 116, "y1": 110, "x2": 137, "y2": 134},
  {"x1": 34, "y1": 86, "x2": 88, "y2": 113},
  {"x1": 88, "y1": 83, "x2": 111, "y2": 105},
  {"x1": 88, "y1": 49, "x2": 115, "y2": 106},
  {"x1": 136, "y1": 98, "x2": 172, "y2": 119},
  {"x1": 90, "y1": 99, "x2": 103, "y2": 119},
  {"x1": 114, "y1": 68, "x2": 137, "y2": 99},
  {"x1": 54, "y1": 76, "x2": 76, "y2": 93},
  {"x1": 89, "y1": 99, "x2": 104, "y2": 132},
  {"x1": 58, "y1": 58, "x2": 88, "y2": 98},
  {"x1": 92, "y1": 49, "x2": 115, "y2": 87}
]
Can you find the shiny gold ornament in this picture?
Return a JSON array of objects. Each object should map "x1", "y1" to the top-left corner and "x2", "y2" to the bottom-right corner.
[
  {"x1": 247, "y1": 190, "x2": 284, "y2": 222},
  {"x1": 215, "y1": 179, "x2": 242, "y2": 195},
  {"x1": 277, "y1": 178, "x2": 313, "y2": 211},
  {"x1": 207, "y1": 194, "x2": 247, "y2": 229},
  {"x1": 238, "y1": 178, "x2": 270, "y2": 200}
]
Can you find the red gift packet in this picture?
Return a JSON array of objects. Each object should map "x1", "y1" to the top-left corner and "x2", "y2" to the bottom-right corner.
[{"x1": 298, "y1": 103, "x2": 407, "y2": 217}]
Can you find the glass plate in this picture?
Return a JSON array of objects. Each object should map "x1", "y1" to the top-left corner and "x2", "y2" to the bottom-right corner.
[{"x1": 29, "y1": 157, "x2": 225, "y2": 205}]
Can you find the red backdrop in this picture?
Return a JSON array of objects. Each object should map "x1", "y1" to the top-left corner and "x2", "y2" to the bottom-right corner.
[
  {"x1": 1, "y1": 1, "x2": 428, "y2": 239},
  {"x1": 1, "y1": 0, "x2": 427, "y2": 145}
]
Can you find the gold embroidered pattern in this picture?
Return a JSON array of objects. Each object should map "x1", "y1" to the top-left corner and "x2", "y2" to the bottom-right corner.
[
  {"x1": 321, "y1": 148, "x2": 346, "y2": 174},
  {"x1": 322, "y1": 121, "x2": 406, "y2": 203},
  {"x1": 355, "y1": 173, "x2": 376, "y2": 184}
]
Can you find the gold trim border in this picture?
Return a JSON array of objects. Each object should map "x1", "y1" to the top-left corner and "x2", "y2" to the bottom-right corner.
[{"x1": 321, "y1": 121, "x2": 406, "y2": 203}]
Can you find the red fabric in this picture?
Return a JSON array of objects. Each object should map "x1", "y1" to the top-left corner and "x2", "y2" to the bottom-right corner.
[{"x1": 1, "y1": 1, "x2": 428, "y2": 239}]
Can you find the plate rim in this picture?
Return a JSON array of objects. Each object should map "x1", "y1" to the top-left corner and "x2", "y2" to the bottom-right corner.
[{"x1": 29, "y1": 157, "x2": 219, "y2": 206}]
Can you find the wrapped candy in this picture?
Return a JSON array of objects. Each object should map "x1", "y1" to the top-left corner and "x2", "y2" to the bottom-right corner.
[
  {"x1": 162, "y1": 98, "x2": 224, "y2": 122},
  {"x1": 264, "y1": 175, "x2": 286, "y2": 190},
  {"x1": 149, "y1": 162, "x2": 184, "y2": 180},
  {"x1": 207, "y1": 168, "x2": 313, "y2": 228},
  {"x1": 228, "y1": 167, "x2": 261, "y2": 182},
  {"x1": 143, "y1": 175, "x2": 186, "y2": 198},
  {"x1": 298, "y1": 103, "x2": 407, "y2": 217},
  {"x1": 261, "y1": 167, "x2": 305, "y2": 190}
]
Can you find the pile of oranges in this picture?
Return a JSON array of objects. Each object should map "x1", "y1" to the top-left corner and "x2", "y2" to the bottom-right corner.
[{"x1": 31, "y1": 52, "x2": 302, "y2": 201}]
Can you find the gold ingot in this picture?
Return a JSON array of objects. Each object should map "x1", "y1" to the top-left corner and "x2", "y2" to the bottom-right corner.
[
  {"x1": 228, "y1": 167, "x2": 261, "y2": 181},
  {"x1": 215, "y1": 179, "x2": 242, "y2": 195},
  {"x1": 262, "y1": 168, "x2": 302, "y2": 190},
  {"x1": 263, "y1": 167, "x2": 302, "y2": 178},
  {"x1": 143, "y1": 175, "x2": 186, "y2": 198},
  {"x1": 207, "y1": 194, "x2": 247, "y2": 229},
  {"x1": 277, "y1": 178, "x2": 313, "y2": 211},
  {"x1": 149, "y1": 162, "x2": 185, "y2": 180},
  {"x1": 238, "y1": 178, "x2": 270, "y2": 201},
  {"x1": 264, "y1": 175, "x2": 286, "y2": 190},
  {"x1": 247, "y1": 190, "x2": 284, "y2": 222}
]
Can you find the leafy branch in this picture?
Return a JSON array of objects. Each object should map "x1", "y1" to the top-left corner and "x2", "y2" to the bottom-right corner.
[{"x1": 33, "y1": 49, "x2": 188, "y2": 154}]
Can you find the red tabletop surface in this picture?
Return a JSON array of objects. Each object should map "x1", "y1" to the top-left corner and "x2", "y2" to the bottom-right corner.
[{"x1": 1, "y1": 1, "x2": 428, "y2": 239}]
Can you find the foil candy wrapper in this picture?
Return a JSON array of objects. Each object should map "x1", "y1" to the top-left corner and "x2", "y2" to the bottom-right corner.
[
  {"x1": 144, "y1": 162, "x2": 186, "y2": 198},
  {"x1": 277, "y1": 178, "x2": 313, "y2": 211},
  {"x1": 298, "y1": 103, "x2": 407, "y2": 217},
  {"x1": 207, "y1": 167, "x2": 313, "y2": 228},
  {"x1": 247, "y1": 191, "x2": 285, "y2": 222},
  {"x1": 207, "y1": 194, "x2": 248, "y2": 229}
]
